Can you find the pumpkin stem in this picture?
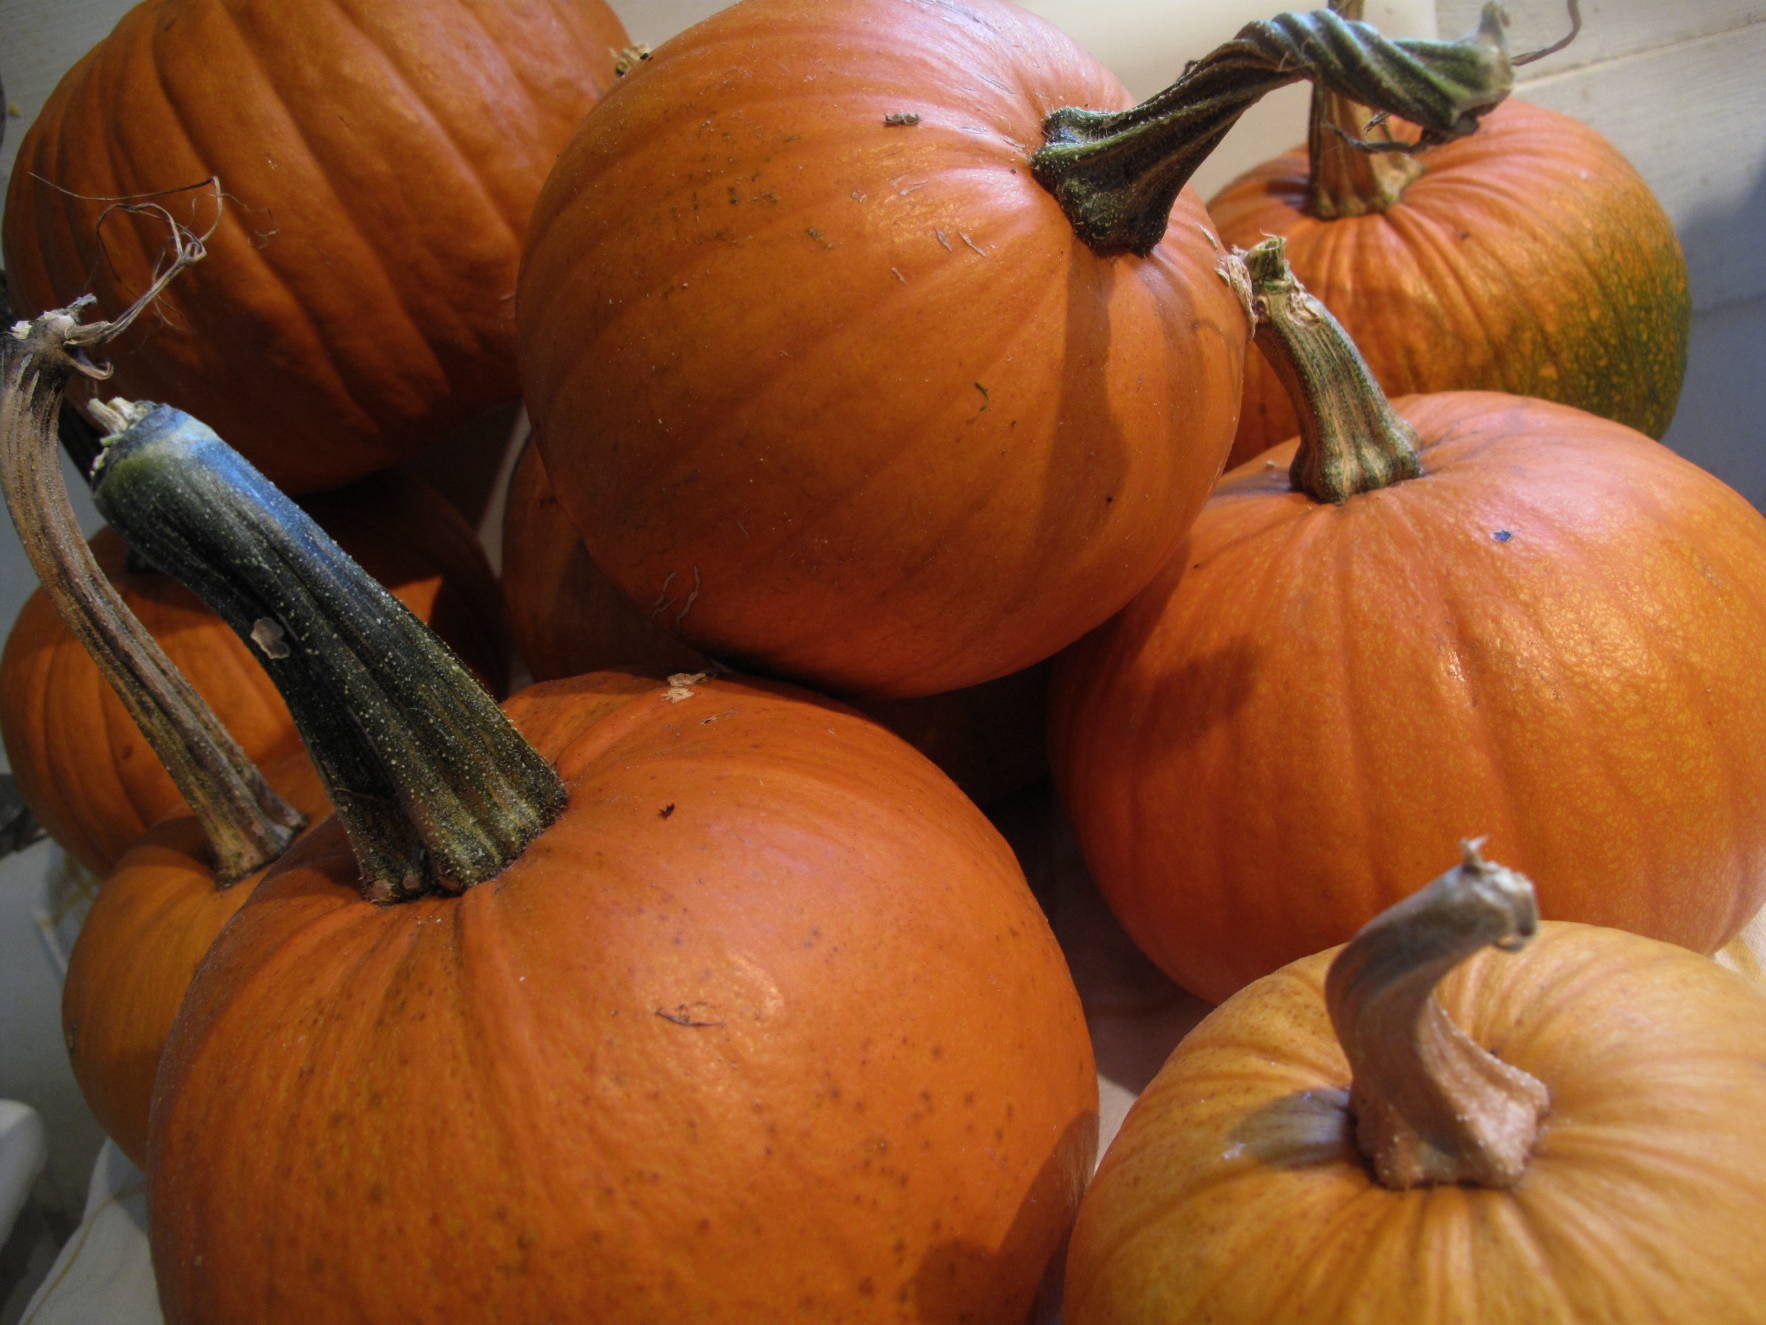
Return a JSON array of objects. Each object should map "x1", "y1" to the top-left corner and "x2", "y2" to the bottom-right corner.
[
  {"x1": 1030, "y1": 3, "x2": 1512, "y2": 256},
  {"x1": 1305, "y1": 0, "x2": 1427, "y2": 218},
  {"x1": 1234, "y1": 234, "x2": 1421, "y2": 501},
  {"x1": 1325, "y1": 840, "x2": 1551, "y2": 1189},
  {"x1": 2, "y1": 289, "x2": 302, "y2": 883},
  {"x1": 88, "y1": 405, "x2": 566, "y2": 903}
]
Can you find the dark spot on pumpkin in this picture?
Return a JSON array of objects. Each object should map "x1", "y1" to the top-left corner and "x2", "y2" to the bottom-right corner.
[
  {"x1": 858, "y1": 1276, "x2": 877, "y2": 1297},
  {"x1": 659, "y1": 803, "x2": 675, "y2": 818},
  {"x1": 1492, "y1": 529, "x2": 1513, "y2": 543},
  {"x1": 882, "y1": 112, "x2": 921, "y2": 127}
]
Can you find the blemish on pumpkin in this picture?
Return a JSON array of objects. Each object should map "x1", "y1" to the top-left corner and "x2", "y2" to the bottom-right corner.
[
  {"x1": 934, "y1": 230, "x2": 953, "y2": 251},
  {"x1": 973, "y1": 382, "x2": 989, "y2": 411},
  {"x1": 656, "y1": 1002, "x2": 723, "y2": 1028},
  {"x1": 250, "y1": 617, "x2": 290, "y2": 659},
  {"x1": 806, "y1": 226, "x2": 834, "y2": 249},
  {"x1": 659, "y1": 803, "x2": 675, "y2": 819},
  {"x1": 664, "y1": 670, "x2": 708, "y2": 703},
  {"x1": 1492, "y1": 529, "x2": 1513, "y2": 543},
  {"x1": 882, "y1": 111, "x2": 921, "y2": 126}
]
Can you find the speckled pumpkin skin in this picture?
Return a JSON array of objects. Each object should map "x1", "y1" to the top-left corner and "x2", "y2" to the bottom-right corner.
[
  {"x1": 148, "y1": 671, "x2": 1099, "y2": 1324},
  {"x1": 1050, "y1": 393, "x2": 1766, "y2": 1004},
  {"x1": 1065, "y1": 923, "x2": 1766, "y2": 1324},
  {"x1": 1210, "y1": 100, "x2": 1689, "y2": 465}
]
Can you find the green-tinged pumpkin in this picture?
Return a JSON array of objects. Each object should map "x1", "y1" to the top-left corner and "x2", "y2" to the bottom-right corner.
[{"x1": 1209, "y1": 5, "x2": 1687, "y2": 464}]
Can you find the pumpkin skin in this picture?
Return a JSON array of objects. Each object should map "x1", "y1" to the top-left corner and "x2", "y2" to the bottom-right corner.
[
  {"x1": 2, "y1": 0, "x2": 630, "y2": 494},
  {"x1": 148, "y1": 670, "x2": 1099, "y2": 1323},
  {"x1": 1209, "y1": 99, "x2": 1690, "y2": 465},
  {"x1": 1049, "y1": 393, "x2": 1766, "y2": 1003},
  {"x1": 0, "y1": 471, "x2": 509, "y2": 874},
  {"x1": 1063, "y1": 921, "x2": 1766, "y2": 1323},
  {"x1": 517, "y1": 0, "x2": 1245, "y2": 700},
  {"x1": 59, "y1": 753, "x2": 328, "y2": 1168},
  {"x1": 501, "y1": 437, "x2": 1052, "y2": 805}
]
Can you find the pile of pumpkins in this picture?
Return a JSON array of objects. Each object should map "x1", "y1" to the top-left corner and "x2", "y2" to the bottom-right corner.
[{"x1": 4, "y1": 0, "x2": 1765, "y2": 1320}]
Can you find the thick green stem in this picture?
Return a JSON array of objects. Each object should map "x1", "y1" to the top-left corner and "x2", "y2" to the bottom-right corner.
[
  {"x1": 1305, "y1": 0, "x2": 1426, "y2": 218},
  {"x1": 1325, "y1": 841, "x2": 1551, "y2": 1189},
  {"x1": 1236, "y1": 234, "x2": 1421, "y2": 501},
  {"x1": 1031, "y1": 4, "x2": 1512, "y2": 256},
  {"x1": 1, "y1": 301, "x2": 300, "y2": 883},
  {"x1": 89, "y1": 405, "x2": 566, "y2": 903}
]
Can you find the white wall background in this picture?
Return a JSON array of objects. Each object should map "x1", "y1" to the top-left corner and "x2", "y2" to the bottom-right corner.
[{"x1": 1, "y1": 0, "x2": 1762, "y2": 1316}]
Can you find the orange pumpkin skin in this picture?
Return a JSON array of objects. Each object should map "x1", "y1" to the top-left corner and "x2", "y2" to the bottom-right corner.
[
  {"x1": 148, "y1": 671, "x2": 1099, "y2": 1323},
  {"x1": 2, "y1": 0, "x2": 629, "y2": 494},
  {"x1": 0, "y1": 472, "x2": 509, "y2": 874},
  {"x1": 517, "y1": 0, "x2": 1245, "y2": 700},
  {"x1": 59, "y1": 754, "x2": 328, "y2": 1168},
  {"x1": 1049, "y1": 393, "x2": 1766, "y2": 1003},
  {"x1": 1064, "y1": 924, "x2": 1766, "y2": 1323},
  {"x1": 1209, "y1": 100, "x2": 1690, "y2": 465},
  {"x1": 501, "y1": 438, "x2": 1052, "y2": 805}
]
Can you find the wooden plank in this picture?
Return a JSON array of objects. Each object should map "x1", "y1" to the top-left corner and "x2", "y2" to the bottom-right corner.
[{"x1": 1438, "y1": 0, "x2": 1764, "y2": 70}]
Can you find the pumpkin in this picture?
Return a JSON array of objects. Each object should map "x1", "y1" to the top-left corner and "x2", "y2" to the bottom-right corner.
[
  {"x1": 516, "y1": 0, "x2": 1518, "y2": 699},
  {"x1": 2, "y1": 0, "x2": 630, "y2": 494},
  {"x1": 1064, "y1": 843, "x2": 1766, "y2": 1323},
  {"x1": 90, "y1": 403, "x2": 1098, "y2": 1323},
  {"x1": 60, "y1": 751, "x2": 327, "y2": 1167},
  {"x1": 501, "y1": 435, "x2": 1052, "y2": 805},
  {"x1": 1048, "y1": 238, "x2": 1766, "y2": 1003},
  {"x1": 2, "y1": 467, "x2": 511, "y2": 875},
  {"x1": 1208, "y1": 1, "x2": 1688, "y2": 465}
]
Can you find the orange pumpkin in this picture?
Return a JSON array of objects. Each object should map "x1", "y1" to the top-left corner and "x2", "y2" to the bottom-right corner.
[
  {"x1": 517, "y1": 0, "x2": 1516, "y2": 699},
  {"x1": 59, "y1": 752, "x2": 327, "y2": 1167},
  {"x1": 1049, "y1": 239, "x2": 1766, "y2": 1003},
  {"x1": 1065, "y1": 845, "x2": 1766, "y2": 1323},
  {"x1": 3, "y1": 0, "x2": 630, "y2": 493},
  {"x1": 501, "y1": 436, "x2": 1052, "y2": 806},
  {"x1": 88, "y1": 402, "x2": 1099, "y2": 1323},
  {"x1": 1, "y1": 469, "x2": 510, "y2": 874},
  {"x1": 1209, "y1": 14, "x2": 1687, "y2": 465}
]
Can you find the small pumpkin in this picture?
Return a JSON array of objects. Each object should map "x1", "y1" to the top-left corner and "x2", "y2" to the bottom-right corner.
[
  {"x1": 1049, "y1": 238, "x2": 1766, "y2": 1003},
  {"x1": 1, "y1": 467, "x2": 510, "y2": 875},
  {"x1": 3, "y1": 0, "x2": 630, "y2": 494},
  {"x1": 5, "y1": 298, "x2": 311, "y2": 1168},
  {"x1": 1208, "y1": 0, "x2": 1688, "y2": 464},
  {"x1": 518, "y1": 0, "x2": 1516, "y2": 698},
  {"x1": 89, "y1": 404, "x2": 1098, "y2": 1323},
  {"x1": 501, "y1": 435, "x2": 1052, "y2": 805},
  {"x1": 59, "y1": 751, "x2": 326, "y2": 1166},
  {"x1": 1064, "y1": 844, "x2": 1766, "y2": 1323}
]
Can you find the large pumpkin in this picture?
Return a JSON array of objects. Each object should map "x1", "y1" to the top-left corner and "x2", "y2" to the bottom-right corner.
[
  {"x1": 1209, "y1": 7, "x2": 1688, "y2": 464},
  {"x1": 1, "y1": 469, "x2": 510, "y2": 874},
  {"x1": 1049, "y1": 239, "x2": 1766, "y2": 1003},
  {"x1": 1064, "y1": 845, "x2": 1766, "y2": 1323},
  {"x1": 88, "y1": 404, "x2": 1099, "y2": 1323},
  {"x1": 517, "y1": 0, "x2": 1517, "y2": 699},
  {"x1": 501, "y1": 435, "x2": 1052, "y2": 806},
  {"x1": 3, "y1": 0, "x2": 630, "y2": 494}
]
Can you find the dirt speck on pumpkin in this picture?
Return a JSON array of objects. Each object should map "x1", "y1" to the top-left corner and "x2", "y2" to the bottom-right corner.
[{"x1": 664, "y1": 671, "x2": 708, "y2": 703}]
